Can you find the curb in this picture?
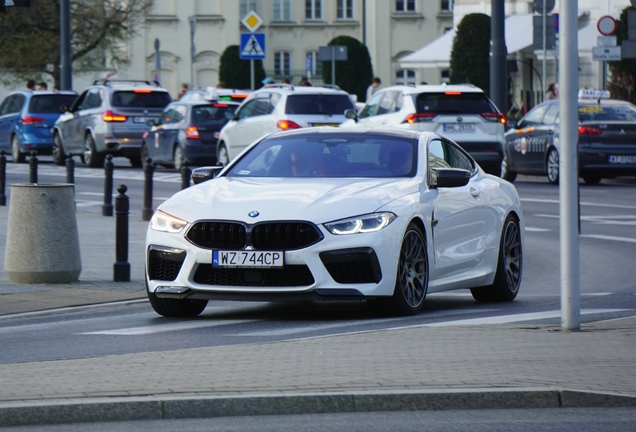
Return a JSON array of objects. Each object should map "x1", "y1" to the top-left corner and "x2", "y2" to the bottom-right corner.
[{"x1": 1, "y1": 388, "x2": 635, "y2": 427}]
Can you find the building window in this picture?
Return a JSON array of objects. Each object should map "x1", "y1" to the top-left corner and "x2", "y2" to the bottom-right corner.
[
  {"x1": 305, "y1": 51, "x2": 323, "y2": 78},
  {"x1": 240, "y1": 0, "x2": 257, "y2": 17},
  {"x1": 273, "y1": 0, "x2": 291, "y2": 21},
  {"x1": 274, "y1": 51, "x2": 292, "y2": 76},
  {"x1": 396, "y1": 69, "x2": 416, "y2": 86},
  {"x1": 337, "y1": 0, "x2": 353, "y2": 19},
  {"x1": 441, "y1": 0, "x2": 453, "y2": 12},
  {"x1": 305, "y1": 0, "x2": 322, "y2": 20},
  {"x1": 395, "y1": 0, "x2": 415, "y2": 12},
  {"x1": 441, "y1": 69, "x2": 450, "y2": 84}
]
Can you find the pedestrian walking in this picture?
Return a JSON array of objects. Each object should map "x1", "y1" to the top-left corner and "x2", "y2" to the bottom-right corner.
[
  {"x1": 37, "y1": 82, "x2": 48, "y2": 91},
  {"x1": 26, "y1": 79, "x2": 36, "y2": 90},
  {"x1": 177, "y1": 83, "x2": 188, "y2": 100},
  {"x1": 366, "y1": 77, "x2": 381, "y2": 102},
  {"x1": 300, "y1": 76, "x2": 312, "y2": 86},
  {"x1": 545, "y1": 83, "x2": 557, "y2": 101}
]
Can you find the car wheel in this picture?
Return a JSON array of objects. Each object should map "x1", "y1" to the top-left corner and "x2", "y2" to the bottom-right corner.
[
  {"x1": 217, "y1": 143, "x2": 229, "y2": 166},
  {"x1": 52, "y1": 132, "x2": 66, "y2": 166},
  {"x1": 386, "y1": 223, "x2": 429, "y2": 316},
  {"x1": 84, "y1": 133, "x2": 105, "y2": 168},
  {"x1": 582, "y1": 174, "x2": 601, "y2": 185},
  {"x1": 11, "y1": 135, "x2": 25, "y2": 163},
  {"x1": 147, "y1": 285, "x2": 208, "y2": 318},
  {"x1": 546, "y1": 148, "x2": 559, "y2": 185},
  {"x1": 471, "y1": 215, "x2": 522, "y2": 302},
  {"x1": 173, "y1": 145, "x2": 185, "y2": 171},
  {"x1": 501, "y1": 156, "x2": 517, "y2": 182}
]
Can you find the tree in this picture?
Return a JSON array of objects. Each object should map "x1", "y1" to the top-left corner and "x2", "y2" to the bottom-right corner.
[
  {"x1": 218, "y1": 45, "x2": 265, "y2": 90},
  {"x1": 0, "y1": 0, "x2": 153, "y2": 87},
  {"x1": 321, "y1": 36, "x2": 373, "y2": 102},
  {"x1": 449, "y1": 13, "x2": 491, "y2": 95},
  {"x1": 608, "y1": 7, "x2": 636, "y2": 103}
]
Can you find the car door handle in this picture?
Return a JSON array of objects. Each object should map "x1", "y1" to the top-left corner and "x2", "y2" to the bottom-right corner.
[{"x1": 470, "y1": 187, "x2": 481, "y2": 198}]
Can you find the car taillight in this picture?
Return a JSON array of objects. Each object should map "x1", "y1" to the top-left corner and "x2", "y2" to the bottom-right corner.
[
  {"x1": 186, "y1": 126, "x2": 200, "y2": 139},
  {"x1": 277, "y1": 120, "x2": 302, "y2": 131},
  {"x1": 403, "y1": 113, "x2": 437, "y2": 124},
  {"x1": 102, "y1": 110, "x2": 127, "y2": 122},
  {"x1": 213, "y1": 103, "x2": 229, "y2": 108},
  {"x1": 481, "y1": 113, "x2": 507, "y2": 125},
  {"x1": 21, "y1": 116, "x2": 45, "y2": 125},
  {"x1": 578, "y1": 126, "x2": 603, "y2": 136},
  {"x1": 133, "y1": 89, "x2": 152, "y2": 93}
]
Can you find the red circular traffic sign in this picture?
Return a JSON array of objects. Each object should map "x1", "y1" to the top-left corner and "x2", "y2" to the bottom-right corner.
[{"x1": 597, "y1": 15, "x2": 617, "y2": 36}]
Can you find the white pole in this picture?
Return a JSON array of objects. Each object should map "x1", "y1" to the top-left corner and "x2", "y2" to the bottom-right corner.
[
  {"x1": 559, "y1": 0, "x2": 580, "y2": 331},
  {"x1": 542, "y1": 0, "x2": 547, "y2": 101}
]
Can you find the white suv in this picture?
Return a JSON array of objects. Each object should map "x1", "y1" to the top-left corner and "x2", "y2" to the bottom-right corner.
[
  {"x1": 341, "y1": 84, "x2": 506, "y2": 176},
  {"x1": 216, "y1": 84, "x2": 355, "y2": 165}
]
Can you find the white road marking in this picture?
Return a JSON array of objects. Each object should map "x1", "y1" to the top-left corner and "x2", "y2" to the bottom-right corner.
[
  {"x1": 580, "y1": 234, "x2": 636, "y2": 244},
  {"x1": 77, "y1": 319, "x2": 258, "y2": 335},
  {"x1": 521, "y1": 198, "x2": 636, "y2": 210},
  {"x1": 581, "y1": 293, "x2": 613, "y2": 296},
  {"x1": 0, "y1": 299, "x2": 148, "y2": 321},
  {"x1": 525, "y1": 227, "x2": 551, "y2": 232}
]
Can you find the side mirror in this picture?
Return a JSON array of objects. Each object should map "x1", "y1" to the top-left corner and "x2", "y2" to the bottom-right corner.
[
  {"x1": 192, "y1": 166, "x2": 223, "y2": 184},
  {"x1": 507, "y1": 119, "x2": 518, "y2": 129},
  {"x1": 344, "y1": 109, "x2": 358, "y2": 122},
  {"x1": 431, "y1": 168, "x2": 471, "y2": 188}
]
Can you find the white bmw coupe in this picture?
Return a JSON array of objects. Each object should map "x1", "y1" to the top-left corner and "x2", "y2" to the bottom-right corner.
[{"x1": 146, "y1": 128, "x2": 524, "y2": 317}]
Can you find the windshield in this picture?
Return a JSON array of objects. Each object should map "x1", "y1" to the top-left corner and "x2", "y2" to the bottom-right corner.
[
  {"x1": 192, "y1": 104, "x2": 236, "y2": 123},
  {"x1": 284, "y1": 94, "x2": 354, "y2": 115},
  {"x1": 226, "y1": 134, "x2": 417, "y2": 178},
  {"x1": 415, "y1": 92, "x2": 495, "y2": 114},
  {"x1": 111, "y1": 91, "x2": 172, "y2": 108},
  {"x1": 579, "y1": 104, "x2": 636, "y2": 122},
  {"x1": 28, "y1": 95, "x2": 78, "y2": 113}
]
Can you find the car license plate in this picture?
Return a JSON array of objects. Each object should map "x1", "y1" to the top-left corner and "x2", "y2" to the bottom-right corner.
[
  {"x1": 312, "y1": 123, "x2": 339, "y2": 127},
  {"x1": 212, "y1": 250, "x2": 284, "y2": 268},
  {"x1": 608, "y1": 155, "x2": 636, "y2": 164},
  {"x1": 134, "y1": 116, "x2": 153, "y2": 124},
  {"x1": 443, "y1": 123, "x2": 475, "y2": 133}
]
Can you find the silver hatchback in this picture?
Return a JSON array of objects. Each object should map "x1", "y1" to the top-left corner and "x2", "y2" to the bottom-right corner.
[{"x1": 52, "y1": 80, "x2": 172, "y2": 167}]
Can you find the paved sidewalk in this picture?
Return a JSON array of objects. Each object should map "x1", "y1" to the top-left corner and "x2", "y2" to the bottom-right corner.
[{"x1": 1, "y1": 205, "x2": 635, "y2": 427}]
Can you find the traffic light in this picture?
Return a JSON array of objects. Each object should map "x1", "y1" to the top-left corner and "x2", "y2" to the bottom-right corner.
[{"x1": 533, "y1": 14, "x2": 557, "y2": 51}]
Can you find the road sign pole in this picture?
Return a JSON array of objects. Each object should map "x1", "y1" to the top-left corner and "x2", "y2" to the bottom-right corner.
[
  {"x1": 331, "y1": 47, "x2": 335, "y2": 85},
  {"x1": 559, "y1": 0, "x2": 580, "y2": 332},
  {"x1": 542, "y1": 0, "x2": 547, "y2": 99},
  {"x1": 250, "y1": 59, "x2": 255, "y2": 90}
]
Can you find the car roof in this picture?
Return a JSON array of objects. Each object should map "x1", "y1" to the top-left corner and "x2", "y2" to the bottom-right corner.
[
  {"x1": 256, "y1": 84, "x2": 350, "y2": 95},
  {"x1": 381, "y1": 83, "x2": 486, "y2": 95},
  {"x1": 170, "y1": 100, "x2": 241, "y2": 107},
  {"x1": 10, "y1": 90, "x2": 78, "y2": 96},
  {"x1": 91, "y1": 79, "x2": 167, "y2": 92},
  {"x1": 266, "y1": 126, "x2": 424, "y2": 141}
]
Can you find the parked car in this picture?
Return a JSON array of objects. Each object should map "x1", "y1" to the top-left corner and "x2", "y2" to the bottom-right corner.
[
  {"x1": 0, "y1": 90, "x2": 78, "y2": 162},
  {"x1": 341, "y1": 84, "x2": 507, "y2": 176},
  {"x1": 141, "y1": 97, "x2": 240, "y2": 170},
  {"x1": 52, "y1": 79, "x2": 172, "y2": 168},
  {"x1": 502, "y1": 90, "x2": 636, "y2": 185},
  {"x1": 215, "y1": 84, "x2": 356, "y2": 165},
  {"x1": 145, "y1": 127, "x2": 524, "y2": 318}
]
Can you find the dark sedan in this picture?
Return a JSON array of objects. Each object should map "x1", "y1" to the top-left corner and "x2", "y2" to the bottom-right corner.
[
  {"x1": 502, "y1": 91, "x2": 636, "y2": 185},
  {"x1": 141, "y1": 100, "x2": 239, "y2": 170}
]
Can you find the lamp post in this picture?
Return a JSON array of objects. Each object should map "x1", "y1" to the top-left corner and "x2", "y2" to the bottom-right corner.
[{"x1": 154, "y1": 38, "x2": 161, "y2": 85}]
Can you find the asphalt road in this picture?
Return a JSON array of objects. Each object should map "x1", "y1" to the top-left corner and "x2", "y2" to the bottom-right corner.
[{"x1": 0, "y1": 159, "x2": 635, "y2": 365}]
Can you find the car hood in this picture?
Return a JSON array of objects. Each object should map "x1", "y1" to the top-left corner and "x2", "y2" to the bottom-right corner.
[{"x1": 159, "y1": 177, "x2": 420, "y2": 224}]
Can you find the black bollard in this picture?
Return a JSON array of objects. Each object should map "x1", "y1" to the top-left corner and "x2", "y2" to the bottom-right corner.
[
  {"x1": 180, "y1": 160, "x2": 191, "y2": 190},
  {"x1": 65, "y1": 153, "x2": 75, "y2": 184},
  {"x1": 142, "y1": 157, "x2": 155, "y2": 221},
  {"x1": 0, "y1": 150, "x2": 6, "y2": 206},
  {"x1": 102, "y1": 155, "x2": 114, "y2": 216},
  {"x1": 113, "y1": 184, "x2": 131, "y2": 282},
  {"x1": 29, "y1": 151, "x2": 38, "y2": 184}
]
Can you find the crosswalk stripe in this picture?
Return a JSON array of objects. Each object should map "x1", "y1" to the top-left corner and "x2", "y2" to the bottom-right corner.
[{"x1": 77, "y1": 319, "x2": 258, "y2": 335}]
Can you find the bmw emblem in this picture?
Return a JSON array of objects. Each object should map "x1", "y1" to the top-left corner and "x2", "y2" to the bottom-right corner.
[{"x1": 248, "y1": 211, "x2": 260, "y2": 218}]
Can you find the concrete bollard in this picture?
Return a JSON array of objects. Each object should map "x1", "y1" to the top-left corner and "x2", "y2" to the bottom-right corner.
[{"x1": 4, "y1": 184, "x2": 81, "y2": 284}]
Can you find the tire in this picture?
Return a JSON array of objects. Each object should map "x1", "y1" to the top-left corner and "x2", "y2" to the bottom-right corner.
[
  {"x1": 52, "y1": 132, "x2": 66, "y2": 166},
  {"x1": 11, "y1": 135, "x2": 25, "y2": 163},
  {"x1": 173, "y1": 145, "x2": 185, "y2": 171},
  {"x1": 217, "y1": 143, "x2": 229, "y2": 166},
  {"x1": 128, "y1": 155, "x2": 142, "y2": 168},
  {"x1": 147, "y1": 286, "x2": 208, "y2": 318},
  {"x1": 582, "y1": 174, "x2": 601, "y2": 185},
  {"x1": 546, "y1": 148, "x2": 559, "y2": 185},
  {"x1": 381, "y1": 223, "x2": 429, "y2": 316},
  {"x1": 83, "y1": 133, "x2": 105, "y2": 168},
  {"x1": 471, "y1": 215, "x2": 522, "y2": 302},
  {"x1": 501, "y1": 156, "x2": 517, "y2": 182}
]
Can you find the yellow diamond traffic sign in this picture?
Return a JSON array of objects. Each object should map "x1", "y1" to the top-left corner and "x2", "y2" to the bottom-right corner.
[{"x1": 241, "y1": 10, "x2": 263, "y2": 33}]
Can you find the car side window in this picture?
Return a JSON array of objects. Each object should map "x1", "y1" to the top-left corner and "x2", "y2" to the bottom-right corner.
[
  {"x1": 8, "y1": 94, "x2": 25, "y2": 114},
  {"x1": 269, "y1": 93, "x2": 281, "y2": 113},
  {"x1": 542, "y1": 104, "x2": 559, "y2": 125},
  {"x1": 377, "y1": 91, "x2": 398, "y2": 115},
  {"x1": 0, "y1": 96, "x2": 10, "y2": 116},
  {"x1": 236, "y1": 99, "x2": 258, "y2": 120},
  {"x1": 358, "y1": 92, "x2": 384, "y2": 119},
  {"x1": 428, "y1": 139, "x2": 474, "y2": 185},
  {"x1": 172, "y1": 105, "x2": 187, "y2": 123},
  {"x1": 395, "y1": 92, "x2": 404, "y2": 111},
  {"x1": 519, "y1": 104, "x2": 549, "y2": 127},
  {"x1": 79, "y1": 89, "x2": 102, "y2": 110}
]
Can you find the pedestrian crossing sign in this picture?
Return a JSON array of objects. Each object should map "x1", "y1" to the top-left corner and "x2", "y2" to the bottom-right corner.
[{"x1": 240, "y1": 33, "x2": 266, "y2": 60}]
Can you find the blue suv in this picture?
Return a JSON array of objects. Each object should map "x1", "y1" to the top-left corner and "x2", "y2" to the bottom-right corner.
[{"x1": 0, "y1": 90, "x2": 78, "y2": 162}]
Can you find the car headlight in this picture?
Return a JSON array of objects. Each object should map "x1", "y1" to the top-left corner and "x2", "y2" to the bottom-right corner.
[
  {"x1": 150, "y1": 210, "x2": 188, "y2": 233},
  {"x1": 324, "y1": 212, "x2": 396, "y2": 235}
]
